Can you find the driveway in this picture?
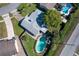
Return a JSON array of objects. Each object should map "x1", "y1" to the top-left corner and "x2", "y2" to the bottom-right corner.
[
  {"x1": 60, "y1": 23, "x2": 79, "y2": 56},
  {"x1": 10, "y1": 9, "x2": 23, "y2": 21},
  {"x1": 0, "y1": 3, "x2": 20, "y2": 15},
  {"x1": 2, "y1": 14, "x2": 15, "y2": 39}
]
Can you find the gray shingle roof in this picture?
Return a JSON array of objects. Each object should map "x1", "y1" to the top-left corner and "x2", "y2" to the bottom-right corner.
[{"x1": 20, "y1": 9, "x2": 47, "y2": 37}]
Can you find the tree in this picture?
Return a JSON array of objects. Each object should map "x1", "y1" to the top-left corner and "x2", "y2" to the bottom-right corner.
[
  {"x1": 72, "y1": 3, "x2": 79, "y2": 9},
  {"x1": 44, "y1": 10, "x2": 62, "y2": 33}
]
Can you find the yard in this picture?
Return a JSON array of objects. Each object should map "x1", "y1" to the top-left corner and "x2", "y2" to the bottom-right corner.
[
  {"x1": 0, "y1": 22, "x2": 7, "y2": 38},
  {"x1": 17, "y1": 3, "x2": 37, "y2": 17},
  {"x1": 11, "y1": 17, "x2": 24, "y2": 36},
  {"x1": 21, "y1": 33, "x2": 37, "y2": 56}
]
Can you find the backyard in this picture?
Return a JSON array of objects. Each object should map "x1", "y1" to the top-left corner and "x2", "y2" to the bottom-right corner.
[{"x1": 21, "y1": 33, "x2": 37, "y2": 56}]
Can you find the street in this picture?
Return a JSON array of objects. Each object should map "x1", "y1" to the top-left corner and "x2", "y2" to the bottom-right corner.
[
  {"x1": 0, "y1": 3, "x2": 20, "y2": 15},
  {"x1": 60, "y1": 23, "x2": 79, "y2": 56}
]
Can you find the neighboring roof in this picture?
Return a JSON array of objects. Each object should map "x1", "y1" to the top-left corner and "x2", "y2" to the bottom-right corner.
[
  {"x1": 40, "y1": 3, "x2": 56, "y2": 9},
  {"x1": 0, "y1": 39, "x2": 17, "y2": 56},
  {"x1": 20, "y1": 9, "x2": 47, "y2": 38}
]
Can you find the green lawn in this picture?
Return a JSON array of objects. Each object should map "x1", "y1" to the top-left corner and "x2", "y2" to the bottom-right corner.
[
  {"x1": 0, "y1": 16, "x2": 3, "y2": 21},
  {"x1": 0, "y1": 3, "x2": 9, "y2": 8},
  {"x1": 17, "y1": 3, "x2": 37, "y2": 16},
  {"x1": 0, "y1": 22, "x2": 7, "y2": 38},
  {"x1": 11, "y1": 17, "x2": 24, "y2": 36},
  {"x1": 22, "y1": 33, "x2": 37, "y2": 56}
]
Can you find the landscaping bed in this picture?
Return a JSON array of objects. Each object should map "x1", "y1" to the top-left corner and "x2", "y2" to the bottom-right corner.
[{"x1": 0, "y1": 22, "x2": 7, "y2": 38}]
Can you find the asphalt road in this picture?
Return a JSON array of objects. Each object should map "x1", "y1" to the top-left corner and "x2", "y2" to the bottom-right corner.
[
  {"x1": 60, "y1": 24, "x2": 79, "y2": 56},
  {"x1": 0, "y1": 3, "x2": 20, "y2": 15}
]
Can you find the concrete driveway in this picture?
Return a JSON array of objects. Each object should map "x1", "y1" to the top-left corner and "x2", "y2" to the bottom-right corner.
[
  {"x1": 60, "y1": 24, "x2": 79, "y2": 56},
  {"x1": 2, "y1": 14, "x2": 15, "y2": 40}
]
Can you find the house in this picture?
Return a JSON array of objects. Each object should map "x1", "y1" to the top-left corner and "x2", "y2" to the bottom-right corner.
[{"x1": 19, "y1": 9, "x2": 48, "y2": 39}]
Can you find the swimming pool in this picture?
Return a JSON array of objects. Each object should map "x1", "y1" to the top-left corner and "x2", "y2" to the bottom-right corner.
[
  {"x1": 61, "y1": 4, "x2": 72, "y2": 15},
  {"x1": 35, "y1": 36, "x2": 47, "y2": 53}
]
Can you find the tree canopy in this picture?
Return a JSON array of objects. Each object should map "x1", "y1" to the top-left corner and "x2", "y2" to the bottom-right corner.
[{"x1": 44, "y1": 9, "x2": 62, "y2": 32}]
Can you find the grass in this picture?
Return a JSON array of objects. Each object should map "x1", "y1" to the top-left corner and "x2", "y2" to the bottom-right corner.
[
  {"x1": 17, "y1": 3, "x2": 37, "y2": 17},
  {"x1": 0, "y1": 3, "x2": 9, "y2": 8},
  {"x1": 0, "y1": 22, "x2": 7, "y2": 38},
  {"x1": 0, "y1": 16, "x2": 3, "y2": 21},
  {"x1": 11, "y1": 17, "x2": 24, "y2": 36},
  {"x1": 22, "y1": 33, "x2": 37, "y2": 56}
]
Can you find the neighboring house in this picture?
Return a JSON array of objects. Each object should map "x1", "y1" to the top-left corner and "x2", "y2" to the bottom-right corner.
[
  {"x1": 36, "y1": 3, "x2": 56, "y2": 11},
  {"x1": 19, "y1": 9, "x2": 48, "y2": 39},
  {"x1": 60, "y1": 3, "x2": 73, "y2": 16}
]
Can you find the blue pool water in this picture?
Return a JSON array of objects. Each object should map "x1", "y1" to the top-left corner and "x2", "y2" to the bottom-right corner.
[
  {"x1": 35, "y1": 36, "x2": 46, "y2": 53},
  {"x1": 61, "y1": 4, "x2": 72, "y2": 14}
]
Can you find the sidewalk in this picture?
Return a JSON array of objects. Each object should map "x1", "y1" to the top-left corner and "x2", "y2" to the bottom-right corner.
[
  {"x1": 2, "y1": 13, "x2": 15, "y2": 40},
  {"x1": 14, "y1": 36, "x2": 26, "y2": 56}
]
